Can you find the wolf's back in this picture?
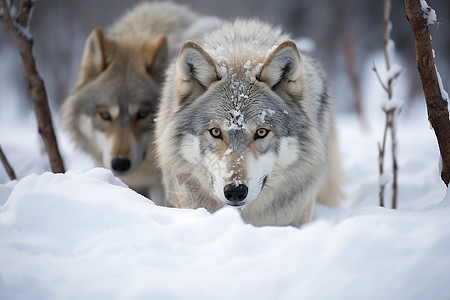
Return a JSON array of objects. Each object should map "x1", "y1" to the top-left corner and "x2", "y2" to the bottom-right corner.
[
  {"x1": 108, "y1": 2, "x2": 199, "y2": 58},
  {"x1": 109, "y1": 2, "x2": 198, "y2": 38}
]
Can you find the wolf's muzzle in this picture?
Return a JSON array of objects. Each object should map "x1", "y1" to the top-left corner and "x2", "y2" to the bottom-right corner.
[{"x1": 224, "y1": 184, "x2": 248, "y2": 205}]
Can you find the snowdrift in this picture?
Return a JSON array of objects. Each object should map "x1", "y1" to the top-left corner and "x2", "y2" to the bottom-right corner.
[{"x1": 1, "y1": 122, "x2": 449, "y2": 299}]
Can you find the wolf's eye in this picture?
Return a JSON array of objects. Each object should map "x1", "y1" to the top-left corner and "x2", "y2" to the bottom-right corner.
[
  {"x1": 98, "y1": 111, "x2": 111, "y2": 121},
  {"x1": 255, "y1": 128, "x2": 269, "y2": 139},
  {"x1": 136, "y1": 109, "x2": 151, "y2": 120},
  {"x1": 209, "y1": 128, "x2": 222, "y2": 139}
]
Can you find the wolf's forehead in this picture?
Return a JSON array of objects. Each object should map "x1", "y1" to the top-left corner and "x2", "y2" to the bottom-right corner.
[
  {"x1": 204, "y1": 43, "x2": 283, "y2": 84},
  {"x1": 203, "y1": 101, "x2": 288, "y2": 131},
  {"x1": 102, "y1": 80, "x2": 159, "y2": 106}
]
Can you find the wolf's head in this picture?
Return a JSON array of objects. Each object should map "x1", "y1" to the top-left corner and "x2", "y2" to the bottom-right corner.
[
  {"x1": 62, "y1": 28, "x2": 168, "y2": 175},
  {"x1": 171, "y1": 40, "x2": 317, "y2": 208}
]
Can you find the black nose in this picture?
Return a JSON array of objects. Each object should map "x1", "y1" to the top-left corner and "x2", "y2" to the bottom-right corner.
[
  {"x1": 224, "y1": 184, "x2": 248, "y2": 202},
  {"x1": 111, "y1": 158, "x2": 131, "y2": 172}
]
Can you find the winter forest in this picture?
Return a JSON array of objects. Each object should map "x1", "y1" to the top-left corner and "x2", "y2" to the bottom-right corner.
[{"x1": 1, "y1": 0, "x2": 449, "y2": 299}]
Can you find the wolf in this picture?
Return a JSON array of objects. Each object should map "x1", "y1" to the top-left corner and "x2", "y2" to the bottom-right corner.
[
  {"x1": 155, "y1": 19, "x2": 342, "y2": 226},
  {"x1": 60, "y1": 2, "x2": 198, "y2": 204}
]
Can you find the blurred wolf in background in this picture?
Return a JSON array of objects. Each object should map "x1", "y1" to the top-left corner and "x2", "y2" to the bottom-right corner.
[
  {"x1": 61, "y1": 2, "x2": 198, "y2": 204},
  {"x1": 156, "y1": 19, "x2": 342, "y2": 226}
]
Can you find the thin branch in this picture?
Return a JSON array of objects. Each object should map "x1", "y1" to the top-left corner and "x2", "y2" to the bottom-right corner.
[
  {"x1": 382, "y1": 0, "x2": 392, "y2": 71},
  {"x1": 384, "y1": 0, "x2": 399, "y2": 209},
  {"x1": 16, "y1": 0, "x2": 32, "y2": 27},
  {"x1": 374, "y1": 0, "x2": 401, "y2": 209},
  {"x1": 405, "y1": 0, "x2": 450, "y2": 186},
  {"x1": 378, "y1": 112, "x2": 390, "y2": 208},
  {"x1": 0, "y1": 0, "x2": 65, "y2": 173},
  {"x1": 0, "y1": 145, "x2": 17, "y2": 180},
  {"x1": 390, "y1": 118, "x2": 398, "y2": 209},
  {"x1": 372, "y1": 62, "x2": 389, "y2": 93}
]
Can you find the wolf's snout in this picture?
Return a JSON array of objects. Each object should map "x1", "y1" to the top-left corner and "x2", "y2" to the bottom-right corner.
[
  {"x1": 224, "y1": 184, "x2": 248, "y2": 203},
  {"x1": 111, "y1": 158, "x2": 131, "y2": 172}
]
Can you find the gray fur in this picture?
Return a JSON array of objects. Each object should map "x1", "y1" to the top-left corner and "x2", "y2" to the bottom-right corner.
[
  {"x1": 61, "y1": 2, "x2": 199, "y2": 204},
  {"x1": 156, "y1": 19, "x2": 342, "y2": 226}
]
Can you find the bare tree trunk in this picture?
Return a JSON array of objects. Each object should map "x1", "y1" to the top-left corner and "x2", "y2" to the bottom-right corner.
[
  {"x1": 0, "y1": 145, "x2": 16, "y2": 180},
  {"x1": 0, "y1": 0, "x2": 65, "y2": 173},
  {"x1": 404, "y1": 0, "x2": 450, "y2": 187}
]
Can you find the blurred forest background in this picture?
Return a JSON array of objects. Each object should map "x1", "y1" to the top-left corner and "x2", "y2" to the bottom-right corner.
[{"x1": 0, "y1": 0, "x2": 449, "y2": 119}]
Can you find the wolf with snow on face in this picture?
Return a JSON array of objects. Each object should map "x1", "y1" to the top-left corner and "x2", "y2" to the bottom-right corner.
[
  {"x1": 60, "y1": 2, "x2": 199, "y2": 204},
  {"x1": 155, "y1": 19, "x2": 342, "y2": 226}
]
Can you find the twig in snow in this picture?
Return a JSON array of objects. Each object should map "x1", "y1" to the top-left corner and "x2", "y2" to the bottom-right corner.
[{"x1": 0, "y1": 145, "x2": 16, "y2": 181}]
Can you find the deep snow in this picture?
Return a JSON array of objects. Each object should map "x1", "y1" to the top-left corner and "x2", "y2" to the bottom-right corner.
[
  {"x1": 0, "y1": 103, "x2": 449, "y2": 299},
  {"x1": 0, "y1": 167, "x2": 448, "y2": 300}
]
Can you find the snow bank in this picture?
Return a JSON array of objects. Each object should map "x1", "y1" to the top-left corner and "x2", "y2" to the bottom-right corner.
[{"x1": 0, "y1": 165, "x2": 449, "y2": 299}]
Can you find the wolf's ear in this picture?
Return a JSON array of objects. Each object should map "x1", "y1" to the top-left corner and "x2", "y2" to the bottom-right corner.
[
  {"x1": 142, "y1": 35, "x2": 168, "y2": 79},
  {"x1": 257, "y1": 41, "x2": 303, "y2": 95},
  {"x1": 176, "y1": 41, "x2": 220, "y2": 105},
  {"x1": 76, "y1": 27, "x2": 108, "y2": 88}
]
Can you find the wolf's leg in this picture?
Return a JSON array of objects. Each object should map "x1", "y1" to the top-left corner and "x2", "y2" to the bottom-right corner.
[
  {"x1": 316, "y1": 123, "x2": 343, "y2": 207},
  {"x1": 293, "y1": 194, "x2": 315, "y2": 227}
]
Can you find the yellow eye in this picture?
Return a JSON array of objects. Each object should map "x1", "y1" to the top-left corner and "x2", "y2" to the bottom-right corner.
[
  {"x1": 209, "y1": 128, "x2": 222, "y2": 139},
  {"x1": 255, "y1": 128, "x2": 269, "y2": 139},
  {"x1": 98, "y1": 111, "x2": 111, "y2": 121}
]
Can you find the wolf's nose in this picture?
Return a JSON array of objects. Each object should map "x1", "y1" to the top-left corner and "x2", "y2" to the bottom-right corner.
[
  {"x1": 111, "y1": 158, "x2": 131, "y2": 172},
  {"x1": 224, "y1": 184, "x2": 248, "y2": 202}
]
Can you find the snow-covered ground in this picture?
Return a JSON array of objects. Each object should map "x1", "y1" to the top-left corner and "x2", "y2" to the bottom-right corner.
[
  {"x1": 1, "y1": 101, "x2": 448, "y2": 299},
  {"x1": 0, "y1": 41, "x2": 449, "y2": 299}
]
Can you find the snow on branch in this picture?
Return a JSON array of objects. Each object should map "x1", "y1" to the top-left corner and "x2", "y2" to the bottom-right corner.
[
  {"x1": 373, "y1": 0, "x2": 402, "y2": 209},
  {"x1": 0, "y1": 0, "x2": 65, "y2": 174},
  {"x1": 420, "y1": 0, "x2": 438, "y2": 25},
  {"x1": 405, "y1": 0, "x2": 450, "y2": 187}
]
